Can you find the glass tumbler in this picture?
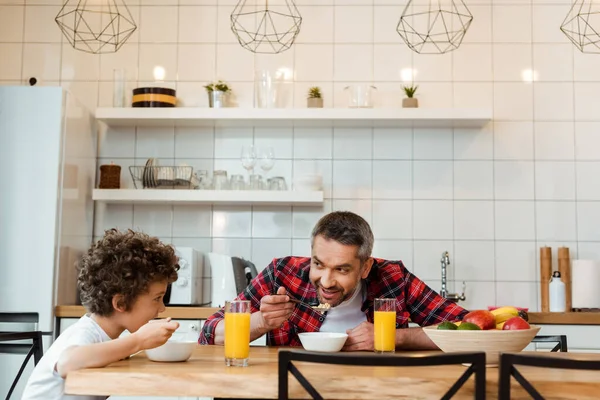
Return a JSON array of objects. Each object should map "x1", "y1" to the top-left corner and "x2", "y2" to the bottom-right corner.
[
  {"x1": 374, "y1": 298, "x2": 396, "y2": 353},
  {"x1": 224, "y1": 300, "x2": 251, "y2": 367}
]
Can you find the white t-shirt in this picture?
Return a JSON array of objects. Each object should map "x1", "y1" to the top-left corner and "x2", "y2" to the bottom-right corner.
[
  {"x1": 319, "y1": 283, "x2": 367, "y2": 333},
  {"x1": 22, "y1": 314, "x2": 111, "y2": 400}
]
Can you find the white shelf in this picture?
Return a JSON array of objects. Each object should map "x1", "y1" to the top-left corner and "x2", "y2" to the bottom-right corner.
[
  {"x1": 95, "y1": 107, "x2": 492, "y2": 129},
  {"x1": 92, "y1": 189, "x2": 324, "y2": 206}
]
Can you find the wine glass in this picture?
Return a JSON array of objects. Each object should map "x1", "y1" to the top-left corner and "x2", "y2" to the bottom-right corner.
[
  {"x1": 259, "y1": 146, "x2": 275, "y2": 179},
  {"x1": 241, "y1": 145, "x2": 257, "y2": 179}
]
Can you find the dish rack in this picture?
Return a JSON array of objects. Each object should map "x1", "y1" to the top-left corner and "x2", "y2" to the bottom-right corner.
[{"x1": 129, "y1": 166, "x2": 194, "y2": 189}]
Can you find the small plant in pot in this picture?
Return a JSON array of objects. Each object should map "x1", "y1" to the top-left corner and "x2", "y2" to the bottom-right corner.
[
  {"x1": 402, "y1": 84, "x2": 419, "y2": 108},
  {"x1": 204, "y1": 80, "x2": 231, "y2": 108},
  {"x1": 307, "y1": 86, "x2": 323, "y2": 108}
]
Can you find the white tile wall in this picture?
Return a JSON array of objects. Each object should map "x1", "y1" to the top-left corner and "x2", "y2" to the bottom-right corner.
[{"x1": 3, "y1": 1, "x2": 600, "y2": 312}]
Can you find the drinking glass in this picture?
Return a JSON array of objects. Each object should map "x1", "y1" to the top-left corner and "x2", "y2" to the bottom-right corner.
[
  {"x1": 224, "y1": 300, "x2": 251, "y2": 367},
  {"x1": 213, "y1": 170, "x2": 229, "y2": 190},
  {"x1": 255, "y1": 70, "x2": 276, "y2": 108},
  {"x1": 113, "y1": 68, "x2": 126, "y2": 107},
  {"x1": 374, "y1": 298, "x2": 396, "y2": 353},
  {"x1": 241, "y1": 145, "x2": 257, "y2": 179},
  {"x1": 230, "y1": 174, "x2": 245, "y2": 190},
  {"x1": 259, "y1": 146, "x2": 275, "y2": 179}
]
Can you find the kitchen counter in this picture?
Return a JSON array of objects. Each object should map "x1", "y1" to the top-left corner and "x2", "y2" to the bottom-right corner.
[{"x1": 54, "y1": 306, "x2": 600, "y2": 325}]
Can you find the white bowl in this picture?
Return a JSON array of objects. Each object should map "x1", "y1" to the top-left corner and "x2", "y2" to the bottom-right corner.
[
  {"x1": 423, "y1": 325, "x2": 541, "y2": 366},
  {"x1": 298, "y1": 332, "x2": 348, "y2": 353},
  {"x1": 145, "y1": 340, "x2": 196, "y2": 362}
]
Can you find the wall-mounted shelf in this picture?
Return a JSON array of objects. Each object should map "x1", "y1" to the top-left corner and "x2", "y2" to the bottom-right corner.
[
  {"x1": 95, "y1": 107, "x2": 492, "y2": 129},
  {"x1": 92, "y1": 189, "x2": 324, "y2": 206}
]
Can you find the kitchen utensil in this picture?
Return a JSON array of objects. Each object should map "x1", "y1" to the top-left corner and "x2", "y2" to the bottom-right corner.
[
  {"x1": 558, "y1": 247, "x2": 572, "y2": 311},
  {"x1": 298, "y1": 332, "x2": 348, "y2": 353},
  {"x1": 146, "y1": 340, "x2": 196, "y2": 362}
]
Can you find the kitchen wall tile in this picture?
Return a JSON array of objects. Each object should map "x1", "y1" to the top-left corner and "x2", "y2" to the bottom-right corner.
[
  {"x1": 577, "y1": 162, "x2": 600, "y2": 200},
  {"x1": 99, "y1": 44, "x2": 139, "y2": 81},
  {"x1": 495, "y1": 201, "x2": 536, "y2": 240},
  {"x1": 331, "y1": 199, "x2": 372, "y2": 225},
  {"x1": 574, "y1": 50, "x2": 600, "y2": 82},
  {"x1": 252, "y1": 206, "x2": 292, "y2": 238},
  {"x1": 174, "y1": 127, "x2": 214, "y2": 159},
  {"x1": 332, "y1": 160, "x2": 372, "y2": 199},
  {"x1": 212, "y1": 206, "x2": 252, "y2": 237},
  {"x1": 295, "y1": 44, "x2": 334, "y2": 82},
  {"x1": 577, "y1": 202, "x2": 600, "y2": 241},
  {"x1": 535, "y1": 201, "x2": 577, "y2": 242},
  {"x1": 172, "y1": 205, "x2": 212, "y2": 237},
  {"x1": 138, "y1": 44, "x2": 178, "y2": 81},
  {"x1": 214, "y1": 128, "x2": 252, "y2": 159},
  {"x1": 453, "y1": 82, "x2": 494, "y2": 110},
  {"x1": 372, "y1": 161, "x2": 411, "y2": 199},
  {"x1": 533, "y1": 44, "x2": 573, "y2": 82},
  {"x1": 372, "y1": 240, "x2": 413, "y2": 267},
  {"x1": 178, "y1": 6, "x2": 217, "y2": 43},
  {"x1": 135, "y1": 126, "x2": 175, "y2": 159},
  {"x1": 454, "y1": 161, "x2": 493, "y2": 200},
  {"x1": 140, "y1": 6, "x2": 178, "y2": 43},
  {"x1": 534, "y1": 122, "x2": 575, "y2": 160},
  {"x1": 574, "y1": 83, "x2": 600, "y2": 121},
  {"x1": 494, "y1": 83, "x2": 533, "y2": 121},
  {"x1": 533, "y1": 83, "x2": 574, "y2": 121},
  {"x1": 454, "y1": 201, "x2": 494, "y2": 240},
  {"x1": 60, "y1": 81, "x2": 99, "y2": 113},
  {"x1": 292, "y1": 239, "x2": 310, "y2": 257},
  {"x1": 98, "y1": 127, "x2": 136, "y2": 159},
  {"x1": 216, "y1": 44, "x2": 255, "y2": 81},
  {"x1": 333, "y1": 128, "x2": 372, "y2": 160},
  {"x1": 496, "y1": 282, "x2": 538, "y2": 311},
  {"x1": 492, "y1": 5, "x2": 532, "y2": 43},
  {"x1": 24, "y1": 6, "x2": 62, "y2": 42},
  {"x1": 0, "y1": 5, "x2": 24, "y2": 42},
  {"x1": 532, "y1": 5, "x2": 569, "y2": 43},
  {"x1": 453, "y1": 44, "x2": 492, "y2": 82},
  {"x1": 413, "y1": 129, "x2": 453, "y2": 160},
  {"x1": 295, "y1": 6, "x2": 334, "y2": 44},
  {"x1": 334, "y1": 6, "x2": 373, "y2": 43},
  {"x1": 406, "y1": 82, "x2": 453, "y2": 108},
  {"x1": 254, "y1": 127, "x2": 293, "y2": 160},
  {"x1": 373, "y1": 44, "x2": 412, "y2": 82},
  {"x1": 413, "y1": 240, "x2": 453, "y2": 281},
  {"x1": 461, "y1": 281, "x2": 496, "y2": 312},
  {"x1": 292, "y1": 201, "x2": 332, "y2": 239},
  {"x1": 494, "y1": 122, "x2": 534, "y2": 160},
  {"x1": 212, "y1": 238, "x2": 252, "y2": 260},
  {"x1": 373, "y1": 7, "x2": 402, "y2": 43},
  {"x1": 413, "y1": 201, "x2": 453, "y2": 240},
  {"x1": 493, "y1": 44, "x2": 532, "y2": 82},
  {"x1": 133, "y1": 204, "x2": 173, "y2": 237},
  {"x1": 251, "y1": 239, "x2": 293, "y2": 272},
  {"x1": 577, "y1": 242, "x2": 600, "y2": 260},
  {"x1": 216, "y1": 5, "x2": 237, "y2": 43},
  {"x1": 454, "y1": 241, "x2": 495, "y2": 282},
  {"x1": 495, "y1": 241, "x2": 537, "y2": 282},
  {"x1": 21, "y1": 43, "x2": 61, "y2": 83},
  {"x1": 494, "y1": 161, "x2": 535, "y2": 200},
  {"x1": 0, "y1": 44, "x2": 22, "y2": 80},
  {"x1": 413, "y1": 161, "x2": 452, "y2": 200},
  {"x1": 412, "y1": 53, "x2": 452, "y2": 82},
  {"x1": 177, "y1": 44, "x2": 216, "y2": 81},
  {"x1": 93, "y1": 203, "x2": 134, "y2": 236},
  {"x1": 454, "y1": 126, "x2": 493, "y2": 161},
  {"x1": 61, "y1": 46, "x2": 100, "y2": 81},
  {"x1": 371, "y1": 200, "x2": 412, "y2": 240},
  {"x1": 293, "y1": 128, "x2": 333, "y2": 159},
  {"x1": 372, "y1": 128, "x2": 412, "y2": 160},
  {"x1": 462, "y1": 5, "x2": 492, "y2": 43},
  {"x1": 175, "y1": 82, "x2": 207, "y2": 107},
  {"x1": 334, "y1": 44, "x2": 373, "y2": 81},
  {"x1": 535, "y1": 161, "x2": 576, "y2": 201},
  {"x1": 575, "y1": 122, "x2": 600, "y2": 161}
]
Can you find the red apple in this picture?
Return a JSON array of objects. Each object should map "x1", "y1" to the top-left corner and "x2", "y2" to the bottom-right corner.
[
  {"x1": 462, "y1": 310, "x2": 496, "y2": 330},
  {"x1": 502, "y1": 316, "x2": 530, "y2": 331}
]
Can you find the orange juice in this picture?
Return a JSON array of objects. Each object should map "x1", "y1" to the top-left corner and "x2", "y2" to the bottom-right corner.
[
  {"x1": 224, "y1": 312, "x2": 251, "y2": 359},
  {"x1": 374, "y1": 310, "x2": 396, "y2": 352}
]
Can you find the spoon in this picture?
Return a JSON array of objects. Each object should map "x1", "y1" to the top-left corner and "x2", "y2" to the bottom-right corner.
[{"x1": 274, "y1": 291, "x2": 330, "y2": 314}]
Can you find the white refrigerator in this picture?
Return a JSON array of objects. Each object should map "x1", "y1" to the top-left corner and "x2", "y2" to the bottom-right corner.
[{"x1": 0, "y1": 86, "x2": 97, "y2": 397}]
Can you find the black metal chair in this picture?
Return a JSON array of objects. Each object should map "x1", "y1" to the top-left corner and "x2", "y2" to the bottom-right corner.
[
  {"x1": 0, "y1": 313, "x2": 45, "y2": 400},
  {"x1": 278, "y1": 350, "x2": 486, "y2": 400},
  {"x1": 498, "y1": 352, "x2": 600, "y2": 400},
  {"x1": 531, "y1": 335, "x2": 568, "y2": 352}
]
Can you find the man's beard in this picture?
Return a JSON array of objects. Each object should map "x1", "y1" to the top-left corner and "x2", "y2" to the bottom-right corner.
[{"x1": 314, "y1": 279, "x2": 361, "y2": 308}]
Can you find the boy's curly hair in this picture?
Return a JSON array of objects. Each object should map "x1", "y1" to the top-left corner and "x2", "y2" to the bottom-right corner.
[{"x1": 77, "y1": 229, "x2": 179, "y2": 316}]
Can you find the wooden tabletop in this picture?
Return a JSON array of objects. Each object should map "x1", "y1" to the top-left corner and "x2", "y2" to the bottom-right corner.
[
  {"x1": 65, "y1": 346, "x2": 600, "y2": 399},
  {"x1": 54, "y1": 305, "x2": 600, "y2": 325}
]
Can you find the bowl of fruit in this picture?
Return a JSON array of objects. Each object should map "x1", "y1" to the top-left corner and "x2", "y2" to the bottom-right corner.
[{"x1": 423, "y1": 306, "x2": 540, "y2": 366}]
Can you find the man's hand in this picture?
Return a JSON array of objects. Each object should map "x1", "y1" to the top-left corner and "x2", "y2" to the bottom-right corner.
[
  {"x1": 343, "y1": 321, "x2": 375, "y2": 351},
  {"x1": 258, "y1": 286, "x2": 295, "y2": 331}
]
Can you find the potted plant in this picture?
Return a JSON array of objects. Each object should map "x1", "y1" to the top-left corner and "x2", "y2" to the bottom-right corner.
[
  {"x1": 402, "y1": 84, "x2": 418, "y2": 108},
  {"x1": 307, "y1": 86, "x2": 323, "y2": 108},
  {"x1": 204, "y1": 80, "x2": 231, "y2": 108}
]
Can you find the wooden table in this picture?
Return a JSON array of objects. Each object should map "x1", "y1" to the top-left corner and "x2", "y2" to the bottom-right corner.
[{"x1": 65, "y1": 346, "x2": 600, "y2": 399}]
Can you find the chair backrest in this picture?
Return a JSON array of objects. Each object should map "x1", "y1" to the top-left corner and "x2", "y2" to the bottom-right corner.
[
  {"x1": 531, "y1": 335, "x2": 568, "y2": 352},
  {"x1": 498, "y1": 352, "x2": 600, "y2": 400},
  {"x1": 278, "y1": 350, "x2": 486, "y2": 400},
  {"x1": 0, "y1": 313, "x2": 44, "y2": 400}
]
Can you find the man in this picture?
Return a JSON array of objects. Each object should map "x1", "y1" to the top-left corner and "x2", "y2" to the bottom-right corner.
[{"x1": 200, "y1": 211, "x2": 467, "y2": 351}]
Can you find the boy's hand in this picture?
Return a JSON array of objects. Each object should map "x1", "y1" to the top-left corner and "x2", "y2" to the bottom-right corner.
[{"x1": 133, "y1": 317, "x2": 180, "y2": 350}]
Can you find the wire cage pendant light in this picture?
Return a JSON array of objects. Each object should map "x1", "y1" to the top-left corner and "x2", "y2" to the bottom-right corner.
[
  {"x1": 55, "y1": 0, "x2": 137, "y2": 54},
  {"x1": 397, "y1": 0, "x2": 473, "y2": 54},
  {"x1": 230, "y1": 0, "x2": 302, "y2": 54},
  {"x1": 561, "y1": 0, "x2": 600, "y2": 53}
]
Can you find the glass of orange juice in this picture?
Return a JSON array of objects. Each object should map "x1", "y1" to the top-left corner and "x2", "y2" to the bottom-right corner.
[
  {"x1": 224, "y1": 300, "x2": 251, "y2": 367},
  {"x1": 374, "y1": 298, "x2": 396, "y2": 353}
]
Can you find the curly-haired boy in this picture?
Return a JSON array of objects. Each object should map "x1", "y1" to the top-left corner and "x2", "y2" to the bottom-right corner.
[{"x1": 22, "y1": 229, "x2": 181, "y2": 400}]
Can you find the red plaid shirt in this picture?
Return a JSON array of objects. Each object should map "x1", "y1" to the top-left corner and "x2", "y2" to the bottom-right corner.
[{"x1": 199, "y1": 256, "x2": 468, "y2": 346}]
